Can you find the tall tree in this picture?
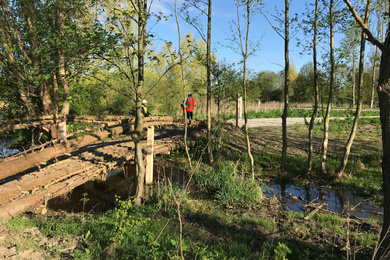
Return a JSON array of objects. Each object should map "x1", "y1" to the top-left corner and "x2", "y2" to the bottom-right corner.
[
  {"x1": 320, "y1": 0, "x2": 336, "y2": 173},
  {"x1": 307, "y1": 0, "x2": 319, "y2": 174},
  {"x1": 343, "y1": 0, "x2": 390, "y2": 258},
  {"x1": 91, "y1": 0, "x2": 150, "y2": 205},
  {"x1": 370, "y1": 1, "x2": 385, "y2": 108},
  {"x1": 229, "y1": 0, "x2": 261, "y2": 179},
  {"x1": 281, "y1": 0, "x2": 290, "y2": 169},
  {"x1": 336, "y1": 0, "x2": 370, "y2": 177},
  {"x1": 132, "y1": 0, "x2": 148, "y2": 206},
  {"x1": 181, "y1": 0, "x2": 213, "y2": 163},
  {"x1": 175, "y1": 0, "x2": 193, "y2": 171},
  {"x1": 0, "y1": 0, "x2": 95, "y2": 138}
]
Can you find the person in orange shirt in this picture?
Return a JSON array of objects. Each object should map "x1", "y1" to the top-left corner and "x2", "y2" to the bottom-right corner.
[{"x1": 185, "y1": 92, "x2": 195, "y2": 124}]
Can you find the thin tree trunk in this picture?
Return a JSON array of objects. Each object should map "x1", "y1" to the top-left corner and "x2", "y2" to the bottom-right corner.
[
  {"x1": 320, "y1": 0, "x2": 335, "y2": 174},
  {"x1": 281, "y1": 0, "x2": 289, "y2": 170},
  {"x1": 307, "y1": 0, "x2": 319, "y2": 174},
  {"x1": 336, "y1": 0, "x2": 370, "y2": 177},
  {"x1": 175, "y1": 0, "x2": 193, "y2": 170},
  {"x1": 242, "y1": 1, "x2": 254, "y2": 179},
  {"x1": 371, "y1": 46, "x2": 378, "y2": 109},
  {"x1": 352, "y1": 50, "x2": 356, "y2": 106},
  {"x1": 206, "y1": 0, "x2": 213, "y2": 164},
  {"x1": 134, "y1": 0, "x2": 147, "y2": 206}
]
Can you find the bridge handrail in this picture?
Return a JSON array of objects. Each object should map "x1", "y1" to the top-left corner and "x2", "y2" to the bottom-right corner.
[{"x1": 0, "y1": 116, "x2": 186, "y2": 161}]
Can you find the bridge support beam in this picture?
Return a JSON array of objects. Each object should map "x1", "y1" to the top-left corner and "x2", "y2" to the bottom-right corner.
[{"x1": 145, "y1": 126, "x2": 154, "y2": 184}]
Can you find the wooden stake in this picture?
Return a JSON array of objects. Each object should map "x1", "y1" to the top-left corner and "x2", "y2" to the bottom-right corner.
[{"x1": 145, "y1": 126, "x2": 154, "y2": 184}]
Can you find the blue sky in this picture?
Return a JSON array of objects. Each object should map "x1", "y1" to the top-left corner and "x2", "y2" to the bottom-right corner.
[{"x1": 148, "y1": 0, "x2": 323, "y2": 74}]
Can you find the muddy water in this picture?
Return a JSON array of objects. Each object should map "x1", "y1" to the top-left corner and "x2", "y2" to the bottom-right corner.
[
  {"x1": 263, "y1": 182, "x2": 383, "y2": 220},
  {"x1": 47, "y1": 163, "x2": 186, "y2": 213}
]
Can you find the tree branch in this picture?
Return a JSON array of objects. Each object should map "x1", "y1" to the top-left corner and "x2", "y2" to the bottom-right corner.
[{"x1": 342, "y1": 0, "x2": 384, "y2": 50}]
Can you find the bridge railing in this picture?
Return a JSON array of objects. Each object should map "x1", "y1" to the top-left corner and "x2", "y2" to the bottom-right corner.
[{"x1": 0, "y1": 114, "x2": 188, "y2": 161}]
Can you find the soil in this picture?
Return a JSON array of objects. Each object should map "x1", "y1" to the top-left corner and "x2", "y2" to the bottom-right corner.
[{"x1": 0, "y1": 219, "x2": 80, "y2": 259}]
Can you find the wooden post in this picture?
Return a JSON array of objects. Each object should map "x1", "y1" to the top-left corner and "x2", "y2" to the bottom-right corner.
[
  {"x1": 58, "y1": 121, "x2": 67, "y2": 142},
  {"x1": 236, "y1": 94, "x2": 242, "y2": 127},
  {"x1": 145, "y1": 126, "x2": 154, "y2": 184}
]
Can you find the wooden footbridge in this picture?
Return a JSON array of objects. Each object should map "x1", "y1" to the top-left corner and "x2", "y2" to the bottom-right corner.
[{"x1": 0, "y1": 115, "x2": 201, "y2": 220}]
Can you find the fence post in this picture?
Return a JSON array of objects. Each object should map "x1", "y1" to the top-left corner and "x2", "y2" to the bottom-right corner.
[
  {"x1": 145, "y1": 126, "x2": 154, "y2": 184},
  {"x1": 236, "y1": 94, "x2": 242, "y2": 127},
  {"x1": 58, "y1": 121, "x2": 67, "y2": 142}
]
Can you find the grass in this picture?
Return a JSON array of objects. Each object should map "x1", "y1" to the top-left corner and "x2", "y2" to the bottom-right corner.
[
  {"x1": 1, "y1": 186, "x2": 379, "y2": 260},
  {"x1": 225, "y1": 108, "x2": 379, "y2": 120}
]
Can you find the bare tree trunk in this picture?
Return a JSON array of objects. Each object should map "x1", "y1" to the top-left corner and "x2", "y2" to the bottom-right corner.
[
  {"x1": 242, "y1": 1, "x2": 254, "y2": 178},
  {"x1": 206, "y1": 0, "x2": 213, "y2": 164},
  {"x1": 57, "y1": 0, "x2": 70, "y2": 115},
  {"x1": 375, "y1": 42, "x2": 390, "y2": 260},
  {"x1": 336, "y1": 0, "x2": 370, "y2": 178},
  {"x1": 371, "y1": 46, "x2": 378, "y2": 109},
  {"x1": 175, "y1": 0, "x2": 193, "y2": 169},
  {"x1": 281, "y1": 0, "x2": 289, "y2": 170},
  {"x1": 352, "y1": 50, "x2": 356, "y2": 106},
  {"x1": 371, "y1": 9, "x2": 383, "y2": 109},
  {"x1": 321, "y1": 0, "x2": 335, "y2": 174},
  {"x1": 307, "y1": 0, "x2": 319, "y2": 174},
  {"x1": 134, "y1": 0, "x2": 147, "y2": 206}
]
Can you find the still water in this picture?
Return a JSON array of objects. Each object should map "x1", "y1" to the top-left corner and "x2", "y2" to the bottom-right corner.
[
  {"x1": 0, "y1": 138, "x2": 19, "y2": 158},
  {"x1": 263, "y1": 182, "x2": 383, "y2": 220}
]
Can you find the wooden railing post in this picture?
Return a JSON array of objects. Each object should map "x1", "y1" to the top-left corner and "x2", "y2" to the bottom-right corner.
[
  {"x1": 58, "y1": 121, "x2": 67, "y2": 142},
  {"x1": 236, "y1": 94, "x2": 242, "y2": 127},
  {"x1": 145, "y1": 126, "x2": 154, "y2": 184}
]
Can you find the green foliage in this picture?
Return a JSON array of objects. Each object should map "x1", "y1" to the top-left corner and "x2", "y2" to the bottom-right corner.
[
  {"x1": 274, "y1": 242, "x2": 292, "y2": 260},
  {"x1": 237, "y1": 216, "x2": 274, "y2": 231},
  {"x1": 313, "y1": 213, "x2": 344, "y2": 225},
  {"x1": 194, "y1": 162, "x2": 262, "y2": 208},
  {"x1": 7, "y1": 217, "x2": 37, "y2": 232},
  {"x1": 111, "y1": 196, "x2": 150, "y2": 247}
]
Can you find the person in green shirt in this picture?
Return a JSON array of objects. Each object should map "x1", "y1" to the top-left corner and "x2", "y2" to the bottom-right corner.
[{"x1": 142, "y1": 99, "x2": 151, "y2": 117}]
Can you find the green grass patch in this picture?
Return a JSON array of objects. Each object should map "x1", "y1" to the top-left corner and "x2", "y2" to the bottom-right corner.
[
  {"x1": 313, "y1": 213, "x2": 344, "y2": 225},
  {"x1": 237, "y1": 216, "x2": 274, "y2": 231}
]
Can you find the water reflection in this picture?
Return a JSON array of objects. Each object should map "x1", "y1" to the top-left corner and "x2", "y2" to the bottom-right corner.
[
  {"x1": 0, "y1": 138, "x2": 19, "y2": 158},
  {"x1": 264, "y1": 182, "x2": 383, "y2": 220}
]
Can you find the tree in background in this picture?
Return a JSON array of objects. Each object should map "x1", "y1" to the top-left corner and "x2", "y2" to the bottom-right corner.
[
  {"x1": 337, "y1": 20, "x2": 360, "y2": 107},
  {"x1": 248, "y1": 71, "x2": 281, "y2": 102}
]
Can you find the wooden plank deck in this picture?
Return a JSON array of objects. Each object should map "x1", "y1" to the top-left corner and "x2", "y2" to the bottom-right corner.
[{"x1": 0, "y1": 122, "x2": 199, "y2": 220}]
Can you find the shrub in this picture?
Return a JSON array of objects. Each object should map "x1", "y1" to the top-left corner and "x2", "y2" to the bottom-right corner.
[{"x1": 194, "y1": 162, "x2": 262, "y2": 208}]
